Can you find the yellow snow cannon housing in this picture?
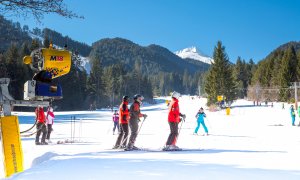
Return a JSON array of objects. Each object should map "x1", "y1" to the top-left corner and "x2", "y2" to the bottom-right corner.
[
  {"x1": 23, "y1": 48, "x2": 71, "y2": 79},
  {"x1": 42, "y1": 48, "x2": 71, "y2": 79}
]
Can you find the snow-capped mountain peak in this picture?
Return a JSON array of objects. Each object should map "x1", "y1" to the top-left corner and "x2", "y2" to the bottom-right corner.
[{"x1": 175, "y1": 46, "x2": 213, "y2": 64}]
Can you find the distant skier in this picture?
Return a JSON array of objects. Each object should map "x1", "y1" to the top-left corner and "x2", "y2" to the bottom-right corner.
[
  {"x1": 193, "y1": 107, "x2": 208, "y2": 136},
  {"x1": 163, "y1": 91, "x2": 186, "y2": 151},
  {"x1": 35, "y1": 106, "x2": 48, "y2": 145},
  {"x1": 290, "y1": 105, "x2": 296, "y2": 126},
  {"x1": 112, "y1": 110, "x2": 120, "y2": 135},
  {"x1": 45, "y1": 106, "x2": 55, "y2": 143},
  {"x1": 298, "y1": 106, "x2": 300, "y2": 126},
  {"x1": 113, "y1": 96, "x2": 130, "y2": 149},
  {"x1": 125, "y1": 94, "x2": 147, "y2": 150}
]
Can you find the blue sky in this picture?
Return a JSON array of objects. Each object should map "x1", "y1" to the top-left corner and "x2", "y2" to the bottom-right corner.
[{"x1": 10, "y1": 0, "x2": 300, "y2": 62}]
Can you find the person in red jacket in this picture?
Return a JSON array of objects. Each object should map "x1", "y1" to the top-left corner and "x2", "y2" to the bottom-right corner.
[
  {"x1": 35, "y1": 106, "x2": 48, "y2": 145},
  {"x1": 113, "y1": 96, "x2": 130, "y2": 149},
  {"x1": 163, "y1": 91, "x2": 185, "y2": 151}
]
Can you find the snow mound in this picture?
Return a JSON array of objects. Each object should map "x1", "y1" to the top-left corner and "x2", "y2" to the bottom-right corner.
[{"x1": 31, "y1": 152, "x2": 60, "y2": 167}]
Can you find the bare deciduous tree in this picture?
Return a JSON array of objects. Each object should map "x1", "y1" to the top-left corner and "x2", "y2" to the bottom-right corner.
[{"x1": 0, "y1": 0, "x2": 83, "y2": 22}]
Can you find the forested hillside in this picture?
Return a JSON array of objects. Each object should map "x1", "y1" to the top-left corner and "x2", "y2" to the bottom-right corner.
[{"x1": 249, "y1": 41, "x2": 300, "y2": 102}]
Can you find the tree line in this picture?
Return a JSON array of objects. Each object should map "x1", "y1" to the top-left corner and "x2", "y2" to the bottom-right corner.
[{"x1": 205, "y1": 40, "x2": 300, "y2": 106}]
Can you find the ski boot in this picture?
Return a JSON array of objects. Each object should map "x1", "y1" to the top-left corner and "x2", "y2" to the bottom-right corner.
[
  {"x1": 41, "y1": 141, "x2": 48, "y2": 145},
  {"x1": 163, "y1": 145, "x2": 181, "y2": 151}
]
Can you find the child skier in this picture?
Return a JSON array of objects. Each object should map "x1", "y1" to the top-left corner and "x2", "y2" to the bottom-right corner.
[
  {"x1": 46, "y1": 106, "x2": 55, "y2": 143},
  {"x1": 112, "y1": 110, "x2": 119, "y2": 135},
  {"x1": 113, "y1": 96, "x2": 130, "y2": 149},
  {"x1": 290, "y1": 105, "x2": 296, "y2": 126},
  {"x1": 298, "y1": 105, "x2": 300, "y2": 126},
  {"x1": 163, "y1": 91, "x2": 186, "y2": 151},
  {"x1": 193, "y1": 107, "x2": 208, "y2": 135}
]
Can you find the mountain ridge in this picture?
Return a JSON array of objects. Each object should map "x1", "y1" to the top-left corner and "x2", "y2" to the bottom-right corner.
[{"x1": 90, "y1": 38, "x2": 210, "y2": 75}]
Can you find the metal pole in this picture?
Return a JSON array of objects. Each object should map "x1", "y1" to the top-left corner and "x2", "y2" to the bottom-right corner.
[
  {"x1": 73, "y1": 116, "x2": 76, "y2": 143},
  {"x1": 70, "y1": 116, "x2": 73, "y2": 142},
  {"x1": 295, "y1": 82, "x2": 298, "y2": 110}
]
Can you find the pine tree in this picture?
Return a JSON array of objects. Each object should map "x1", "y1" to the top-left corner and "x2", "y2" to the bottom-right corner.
[
  {"x1": 4, "y1": 43, "x2": 24, "y2": 99},
  {"x1": 182, "y1": 69, "x2": 189, "y2": 94},
  {"x1": 30, "y1": 39, "x2": 40, "y2": 51},
  {"x1": 87, "y1": 55, "x2": 103, "y2": 108},
  {"x1": 43, "y1": 34, "x2": 50, "y2": 48},
  {"x1": 247, "y1": 59, "x2": 256, "y2": 86},
  {"x1": 279, "y1": 46, "x2": 298, "y2": 101},
  {"x1": 0, "y1": 53, "x2": 7, "y2": 77},
  {"x1": 205, "y1": 41, "x2": 236, "y2": 105}
]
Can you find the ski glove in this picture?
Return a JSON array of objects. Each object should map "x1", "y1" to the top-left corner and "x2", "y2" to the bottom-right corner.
[
  {"x1": 143, "y1": 114, "x2": 148, "y2": 119},
  {"x1": 180, "y1": 113, "x2": 186, "y2": 120}
]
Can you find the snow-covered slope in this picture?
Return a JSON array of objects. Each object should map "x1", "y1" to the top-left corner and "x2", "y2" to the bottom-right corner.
[
  {"x1": 80, "y1": 57, "x2": 91, "y2": 74},
  {"x1": 175, "y1": 46, "x2": 213, "y2": 64},
  {"x1": 5, "y1": 98, "x2": 300, "y2": 179}
]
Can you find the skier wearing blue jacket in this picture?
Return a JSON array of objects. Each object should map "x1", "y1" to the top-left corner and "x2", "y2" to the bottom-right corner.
[
  {"x1": 290, "y1": 105, "x2": 296, "y2": 126},
  {"x1": 194, "y1": 107, "x2": 209, "y2": 135}
]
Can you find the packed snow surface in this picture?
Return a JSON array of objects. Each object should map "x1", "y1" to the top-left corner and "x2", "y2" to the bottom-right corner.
[{"x1": 2, "y1": 97, "x2": 300, "y2": 180}]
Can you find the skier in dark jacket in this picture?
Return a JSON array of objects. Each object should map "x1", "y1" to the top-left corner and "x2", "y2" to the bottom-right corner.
[
  {"x1": 113, "y1": 96, "x2": 130, "y2": 149},
  {"x1": 125, "y1": 94, "x2": 147, "y2": 150}
]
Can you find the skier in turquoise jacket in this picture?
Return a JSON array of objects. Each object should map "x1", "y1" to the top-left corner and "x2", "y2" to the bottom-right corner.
[
  {"x1": 194, "y1": 107, "x2": 208, "y2": 135},
  {"x1": 290, "y1": 105, "x2": 296, "y2": 126}
]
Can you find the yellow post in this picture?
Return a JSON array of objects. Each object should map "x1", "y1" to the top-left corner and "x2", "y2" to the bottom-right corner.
[
  {"x1": 0, "y1": 116, "x2": 24, "y2": 177},
  {"x1": 226, "y1": 107, "x2": 230, "y2": 115}
]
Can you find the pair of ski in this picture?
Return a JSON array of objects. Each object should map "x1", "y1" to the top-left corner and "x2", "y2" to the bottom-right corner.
[{"x1": 112, "y1": 147, "x2": 203, "y2": 152}]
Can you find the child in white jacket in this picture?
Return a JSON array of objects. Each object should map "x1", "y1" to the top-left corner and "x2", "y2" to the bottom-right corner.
[{"x1": 46, "y1": 107, "x2": 55, "y2": 142}]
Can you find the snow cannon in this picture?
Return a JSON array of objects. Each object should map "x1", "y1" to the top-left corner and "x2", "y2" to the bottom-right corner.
[
  {"x1": 23, "y1": 47, "x2": 72, "y2": 100},
  {"x1": 23, "y1": 48, "x2": 71, "y2": 78}
]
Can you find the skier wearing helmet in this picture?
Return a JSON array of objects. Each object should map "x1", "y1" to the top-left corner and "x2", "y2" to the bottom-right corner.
[
  {"x1": 163, "y1": 91, "x2": 186, "y2": 151},
  {"x1": 125, "y1": 94, "x2": 147, "y2": 150},
  {"x1": 113, "y1": 95, "x2": 130, "y2": 149},
  {"x1": 35, "y1": 106, "x2": 48, "y2": 145}
]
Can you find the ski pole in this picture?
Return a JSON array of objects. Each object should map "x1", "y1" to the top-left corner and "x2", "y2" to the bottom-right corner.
[
  {"x1": 176, "y1": 118, "x2": 185, "y2": 142},
  {"x1": 106, "y1": 120, "x2": 114, "y2": 134},
  {"x1": 119, "y1": 116, "x2": 147, "y2": 147},
  {"x1": 70, "y1": 116, "x2": 73, "y2": 142},
  {"x1": 137, "y1": 116, "x2": 147, "y2": 135}
]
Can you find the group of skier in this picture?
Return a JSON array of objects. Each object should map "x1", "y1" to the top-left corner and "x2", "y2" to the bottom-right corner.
[
  {"x1": 112, "y1": 91, "x2": 208, "y2": 151},
  {"x1": 35, "y1": 106, "x2": 55, "y2": 145},
  {"x1": 113, "y1": 94, "x2": 147, "y2": 151}
]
